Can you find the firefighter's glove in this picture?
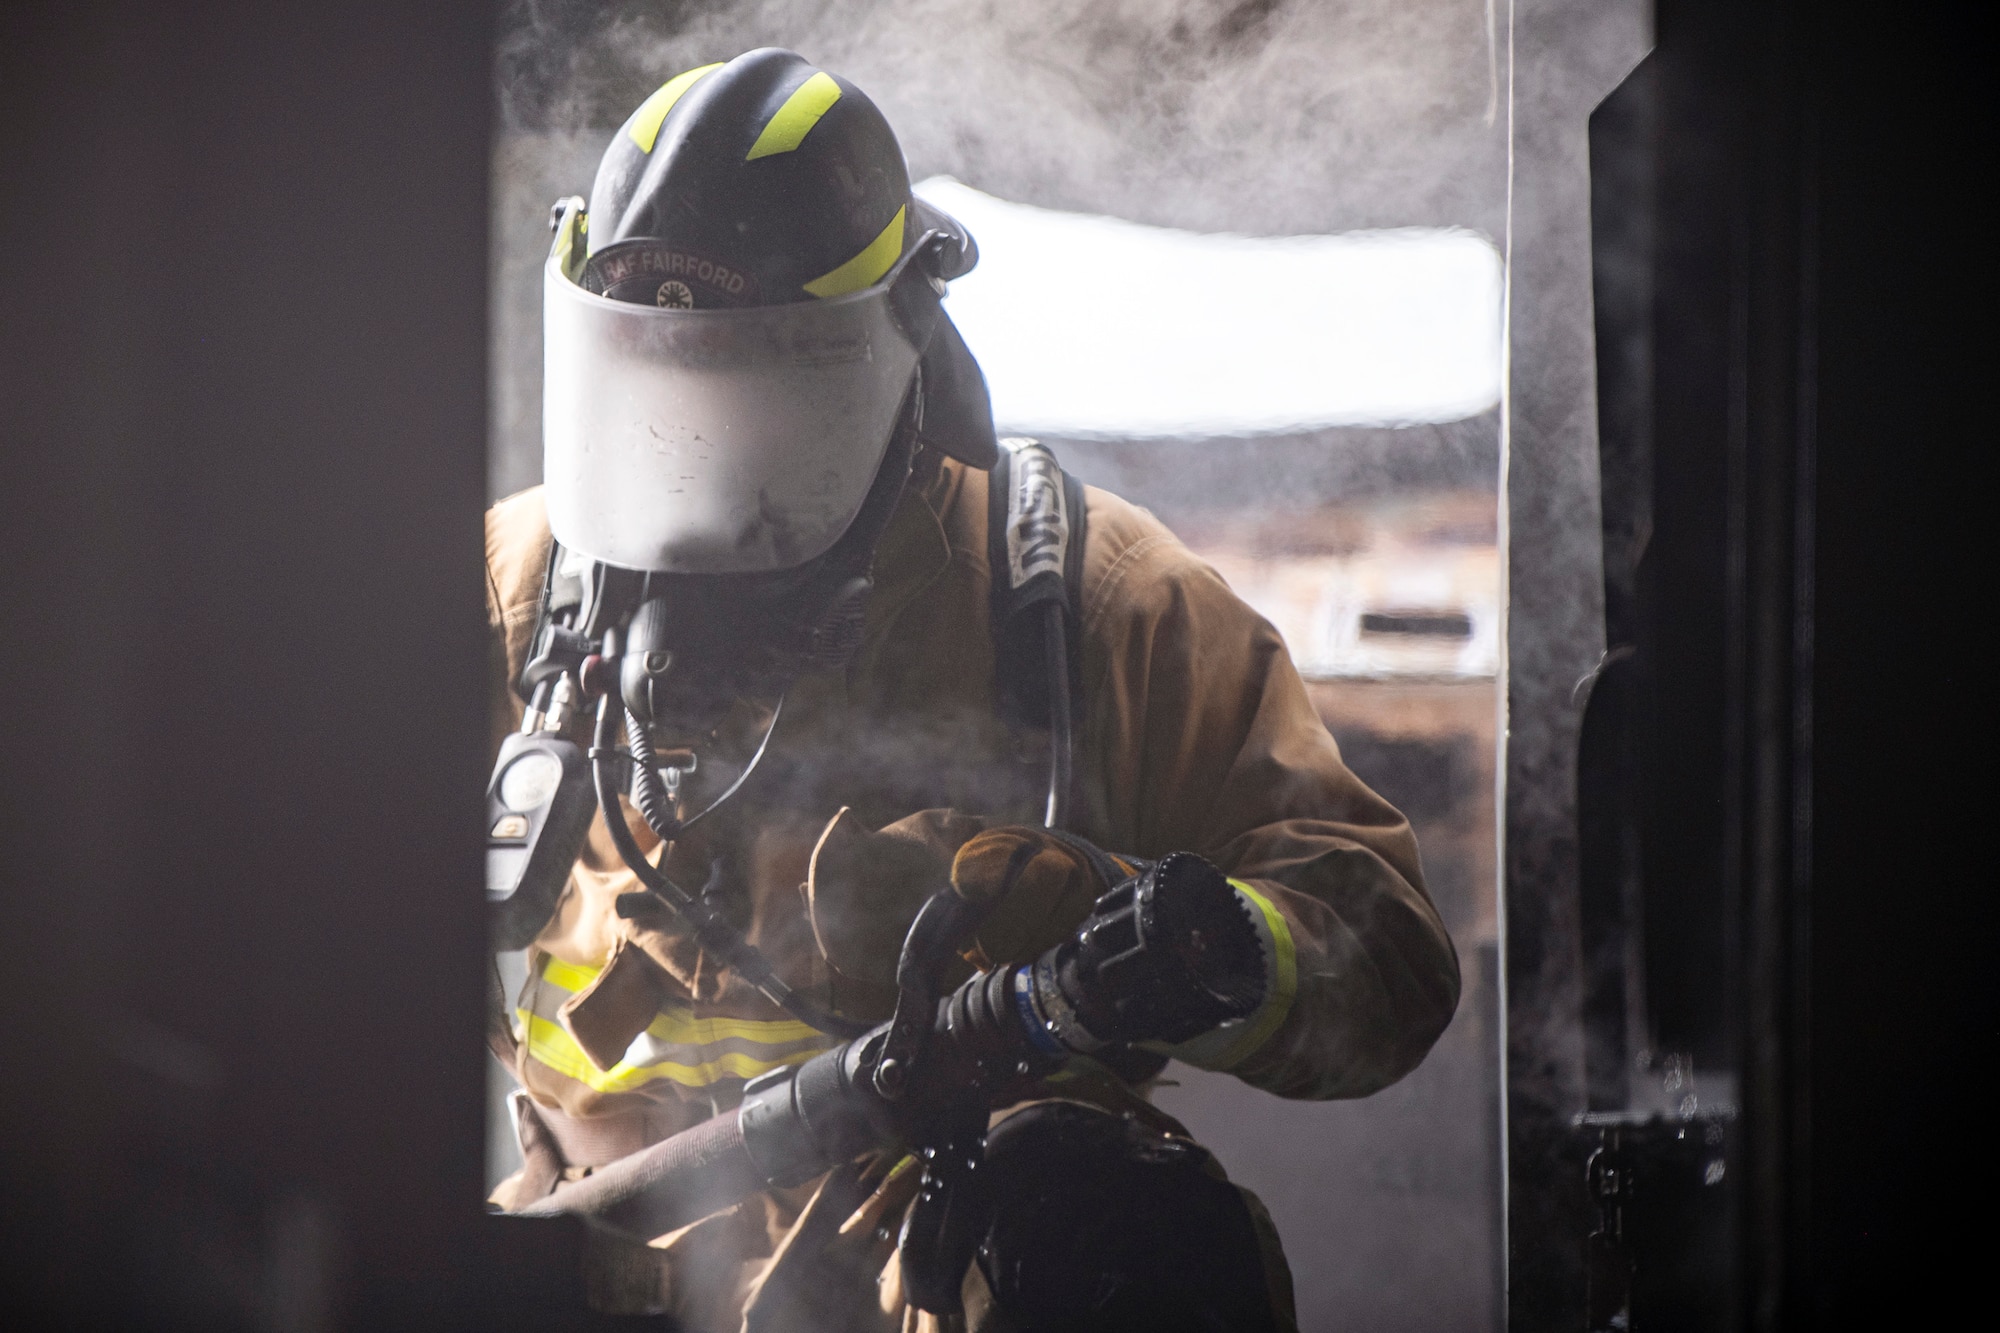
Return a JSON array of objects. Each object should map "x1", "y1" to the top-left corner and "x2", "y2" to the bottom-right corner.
[
  {"x1": 806, "y1": 812, "x2": 1142, "y2": 986},
  {"x1": 948, "y1": 827, "x2": 1144, "y2": 973},
  {"x1": 807, "y1": 807, "x2": 989, "y2": 988}
]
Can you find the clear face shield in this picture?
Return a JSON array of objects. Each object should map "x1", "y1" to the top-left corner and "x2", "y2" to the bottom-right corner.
[{"x1": 541, "y1": 196, "x2": 939, "y2": 575}]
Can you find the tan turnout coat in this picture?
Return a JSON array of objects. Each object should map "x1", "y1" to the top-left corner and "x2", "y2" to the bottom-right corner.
[{"x1": 484, "y1": 453, "x2": 1460, "y2": 1330}]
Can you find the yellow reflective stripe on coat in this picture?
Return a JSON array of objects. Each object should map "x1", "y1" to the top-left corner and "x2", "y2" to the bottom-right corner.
[
  {"x1": 519, "y1": 955, "x2": 836, "y2": 1094},
  {"x1": 536, "y1": 955, "x2": 599, "y2": 994},
  {"x1": 627, "y1": 64, "x2": 723, "y2": 153},
  {"x1": 746, "y1": 70, "x2": 842, "y2": 160},
  {"x1": 1225, "y1": 880, "x2": 1298, "y2": 1064},
  {"x1": 802, "y1": 204, "x2": 907, "y2": 299},
  {"x1": 1158, "y1": 879, "x2": 1297, "y2": 1072},
  {"x1": 518, "y1": 1015, "x2": 829, "y2": 1093}
]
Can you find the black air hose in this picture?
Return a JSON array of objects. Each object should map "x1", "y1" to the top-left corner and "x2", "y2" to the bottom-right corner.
[
  {"x1": 1042, "y1": 601, "x2": 1073, "y2": 829},
  {"x1": 589, "y1": 692, "x2": 869, "y2": 1040},
  {"x1": 623, "y1": 707, "x2": 682, "y2": 842}
]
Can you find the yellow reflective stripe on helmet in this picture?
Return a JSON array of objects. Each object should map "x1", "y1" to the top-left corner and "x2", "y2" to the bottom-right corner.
[
  {"x1": 745, "y1": 70, "x2": 842, "y2": 161},
  {"x1": 627, "y1": 63, "x2": 724, "y2": 154},
  {"x1": 518, "y1": 1013, "x2": 826, "y2": 1094},
  {"x1": 549, "y1": 196, "x2": 587, "y2": 280},
  {"x1": 802, "y1": 204, "x2": 907, "y2": 299}
]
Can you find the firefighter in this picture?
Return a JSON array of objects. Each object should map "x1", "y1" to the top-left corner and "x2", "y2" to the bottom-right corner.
[{"x1": 486, "y1": 48, "x2": 1459, "y2": 1332}]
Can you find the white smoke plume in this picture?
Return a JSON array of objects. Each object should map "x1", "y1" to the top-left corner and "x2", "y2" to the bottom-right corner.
[
  {"x1": 488, "y1": 0, "x2": 1509, "y2": 497},
  {"x1": 495, "y1": 0, "x2": 1505, "y2": 233},
  {"x1": 484, "y1": 7, "x2": 1521, "y2": 1329}
]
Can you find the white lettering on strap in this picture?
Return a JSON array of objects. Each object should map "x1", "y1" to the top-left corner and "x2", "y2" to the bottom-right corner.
[{"x1": 1005, "y1": 442, "x2": 1069, "y2": 590}]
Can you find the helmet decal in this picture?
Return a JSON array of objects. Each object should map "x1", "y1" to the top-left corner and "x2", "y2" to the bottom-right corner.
[{"x1": 581, "y1": 240, "x2": 760, "y2": 305}]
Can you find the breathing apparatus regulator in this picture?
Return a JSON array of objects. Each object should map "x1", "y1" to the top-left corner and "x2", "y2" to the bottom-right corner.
[{"x1": 484, "y1": 50, "x2": 1273, "y2": 1317}]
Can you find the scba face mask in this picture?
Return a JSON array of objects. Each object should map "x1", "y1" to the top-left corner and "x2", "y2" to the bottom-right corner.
[
  {"x1": 539, "y1": 48, "x2": 995, "y2": 578},
  {"x1": 542, "y1": 195, "x2": 962, "y2": 575},
  {"x1": 610, "y1": 408, "x2": 919, "y2": 738},
  {"x1": 544, "y1": 51, "x2": 996, "y2": 693},
  {"x1": 540, "y1": 187, "x2": 968, "y2": 735}
]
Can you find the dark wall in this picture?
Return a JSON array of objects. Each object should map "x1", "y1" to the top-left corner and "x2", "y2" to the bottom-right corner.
[
  {"x1": 1513, "y1": 0, "x2": 1987, "y2": 1326},
  {"x1": 1808, "y1": 3, "x2": 1986, "y2": 1322},
  {"x1": 0, "y1": 5, "x2": 493, "y2": 1327}
]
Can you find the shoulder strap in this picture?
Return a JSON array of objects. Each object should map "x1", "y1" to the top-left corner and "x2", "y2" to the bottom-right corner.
[
  {"x1": 987, "y1": 437, "x2": 1087, "y2": 739},
  {"x1": 513, "y1": 538, "x2": 592, "y2": 704}
]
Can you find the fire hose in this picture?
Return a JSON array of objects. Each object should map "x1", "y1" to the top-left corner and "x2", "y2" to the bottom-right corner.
[{"x1": 515, "y1": 850, "x2": 1267, "y2": 1314}]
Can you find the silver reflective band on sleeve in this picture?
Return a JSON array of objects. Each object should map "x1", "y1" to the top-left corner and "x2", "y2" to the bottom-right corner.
[{"x1": 1155, "y1": 880, "x2": 1298, "y2": 1072}]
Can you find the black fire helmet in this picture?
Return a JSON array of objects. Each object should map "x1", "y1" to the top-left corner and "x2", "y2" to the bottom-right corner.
[{"x1": 577, "y1": 47, "x2": 997, "y2": 465}]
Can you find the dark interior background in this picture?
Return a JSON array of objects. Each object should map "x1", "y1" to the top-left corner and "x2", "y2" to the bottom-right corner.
[{"x1": 1, "y1": 1, "x2": 1983, "y2": 1328}]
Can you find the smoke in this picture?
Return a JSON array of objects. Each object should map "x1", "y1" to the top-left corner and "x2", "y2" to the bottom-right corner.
[
  {"x1": 494, "y1": 0, "x2": 1504, "y2": 234},
  {"x1": 487, "y1": 0, "x2": 1509, "y2": 498},
  {"x1": 484, "y1": 6, "x2": 1525, "y2": 1328}
]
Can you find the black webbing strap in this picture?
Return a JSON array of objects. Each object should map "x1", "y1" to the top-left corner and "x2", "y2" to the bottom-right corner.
[
  {"x1": 513, "y1": 539, "x2": 592, "y2": 706},
  {"x1": 987, "y1": 438, "x2": 1087, "y2": 824}
]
